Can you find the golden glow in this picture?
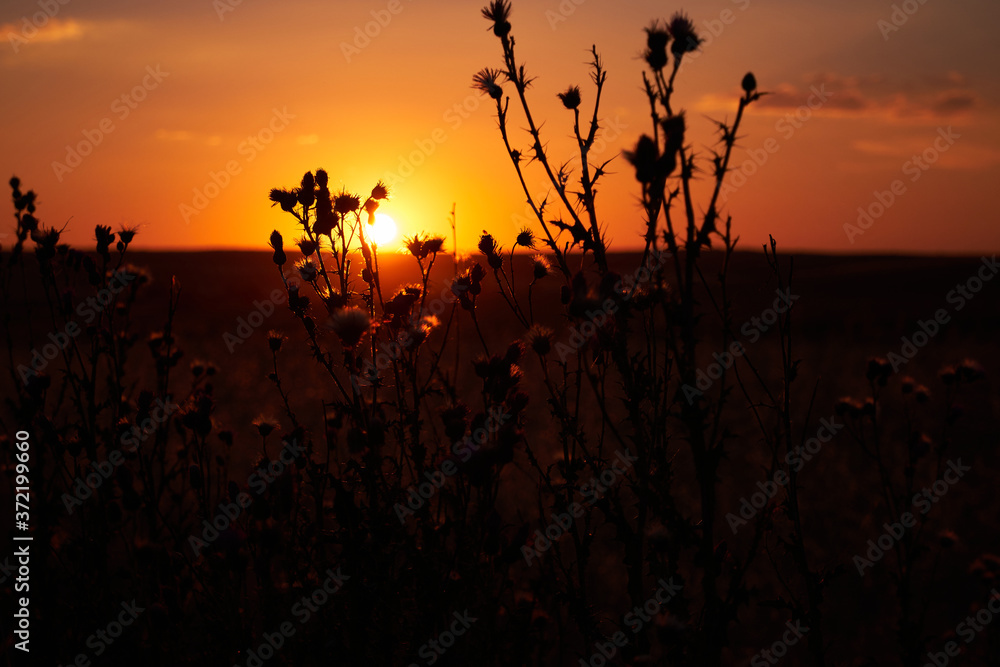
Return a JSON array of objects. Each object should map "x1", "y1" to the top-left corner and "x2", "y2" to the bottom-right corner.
[
  {"x1": 365, "y1": 213, "x2": 398, "y2": 247},
  {"x1": 0, "y1": 4, "x2": 995, "y2": 254}
]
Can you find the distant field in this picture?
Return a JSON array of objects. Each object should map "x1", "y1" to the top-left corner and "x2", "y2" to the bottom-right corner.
[
  {"x1": 90, "y1": 250, "x2": 998, "y2": 443},
  {"x1": 5, "y1": 249, "x2": 998, "y2": 663}
]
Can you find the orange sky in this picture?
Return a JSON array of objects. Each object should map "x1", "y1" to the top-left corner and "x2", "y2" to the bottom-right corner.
[{"x1": 1, "y1": 0, "x2": 998, "y2": 254}]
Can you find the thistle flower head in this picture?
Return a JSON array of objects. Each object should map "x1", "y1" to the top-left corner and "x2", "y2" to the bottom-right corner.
[
  {"x1": 481, "y1": 0, "x2": 512, "y2": 36},
  {"x1": 865, "y1": 357, "x2": 892, "y2": 386},
  {"x1": 742, "y1": 72, "x2": 757, "y2": 95},
  {"x1": 116, "y1": 264, "x2": 151, "y2": 287},
  {"x1": 334, "y1": 192, "x2": 361, "y2": 215},
  {"x1": 662, "y1": 113, "x2": 686, "y2": 149},
  {"x1": 524, "y1": 324, "x2": 554, "y2": 356},
  {"x1": 328, "y1": 307, "x2": 371, "y2": 348},
  {"x1": 371, "y1": 181, "x2": 389, "y2": 200},
  {"x1": 478, "y1": 231, "x2": 499, "y2": 258},
  {"x1": 668, "y1": 12, "x2": 701, "y2": 55},
  {"x1": 557, "y1": 86, "x2": 581, "y2": 110},
  {"x1": 269, "y1": 230, "x2": 286, "y2": 266},
  {"x1": 252, "y1": 416, "x2": 279, "y2": 438},
  {"x1": 532, "y1": 254, "x2": 550, "y2": 280},
  {"x1": 118, "y1": 225, "x2": 138, "y2": 245},
  {"x1": 834, "y1": 396, "x2": 864, "y2": 419},
  {"x1": 419, "y1": 314, "x2": 439, "y2": 333},
  {"x1": 405, "y1": 234, "x2": 426, "y2": 259},
  {"x1": 644, "y1": 21, "x2": 671, "y2": 70},
  {"x1": 409, "y1": 314, "x2": 440, "y2": 345},
  {"x1": 296, "y1": 259, "x2": 317, "y2": 282},
  {"x1": 473, "y1": 68, "x2": 504, "y2": 100},
  {"x1": 909, "y1": 432, "x2": 932, "y2": 461},
  {"x1": 625, "y1": 135, "x2": 661, "y2": 184},
  {"x1": 269, "y1": 188, "x2": 298, "y2": 212},
  {"x1": 95, "y1": 225, "x2": 115, "y2": 247},
  {"x1": 297, "y1": 237, "x2": 317, "y2": 256},
  {"x1": 267, "y1": 330, "x2": 285, "y2": 353},
  {"x1": 404, "y1": 233, "x2": 446, "y2": 260},
  {"x1": 423, "y1": 236, "x2": 445, "y2": 255},
  {"x1": 938, "y1": 530, "x2": 959, "y2": 549},
  {"x1": 957, "y1": 358, "x2": 985, "y2": 382},
  {"x1": 516, "y1": 227, "x2": 536, "y2": 248},
  {"x1": 385, "y1": 285, "x2": 422, "y2": 318}
]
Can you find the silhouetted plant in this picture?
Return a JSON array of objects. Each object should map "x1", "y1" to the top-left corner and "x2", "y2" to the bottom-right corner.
[{"x1": 2, "y1": 4, "x2": 993, "y2": 667}]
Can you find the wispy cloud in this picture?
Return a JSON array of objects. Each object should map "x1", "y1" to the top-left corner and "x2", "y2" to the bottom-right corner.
[
  {"x1": 154, "y1": 129, "x2": 194, "y2": 142},
  {"x1": 1, "y1": 17, "x2": 85, "y2": 47},
  {"x1": 697, "y1": 71, "x2": 983, "y2": 122},
  {"x1": 851, "y1": 138, "x2": 1000, "y2": 170}
]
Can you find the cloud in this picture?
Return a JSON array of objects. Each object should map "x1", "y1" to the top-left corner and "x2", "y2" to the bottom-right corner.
[
  {"x1": 155, "y1": 130, "x2": 232, "y2": 147},
  {"x1": 296, "y1": 134, "x2": 320, "y2": 146},
  {"x1": 764, "y1": 71, "x2": 982, "y2": 120},
  {"x1": 1, "y1": 17, "x2": 85, "y2": 49},
  {"x1": 697, "y1": 71, "x2": 983, "y2": 122},
  {"x1": 154, "y1": 129, "x2": 194, "y2": 142},
  {"x1": 850, "y1": 137, "x2": 1000, "y2": 171}
]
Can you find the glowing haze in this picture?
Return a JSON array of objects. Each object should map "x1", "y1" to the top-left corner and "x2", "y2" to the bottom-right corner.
[{"x1": 1, "y1": 0, "x2": 998, "y2": 254}]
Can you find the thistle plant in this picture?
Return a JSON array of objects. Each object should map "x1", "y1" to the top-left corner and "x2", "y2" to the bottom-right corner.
[
  {"x1": 2, "y1": 3, "x2": 992, "y2": 666},
  {"x1": 471, "y1": 2, "x2": 790, "y2": 663}
]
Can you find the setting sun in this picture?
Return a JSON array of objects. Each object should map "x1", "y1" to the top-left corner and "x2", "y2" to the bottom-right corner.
[
  {"x1": 365, "y1": 213, "x2": 398, "y2": 247},
  {"x1": 4, "y1": 1, "x2": 1000, "y2": 664}
]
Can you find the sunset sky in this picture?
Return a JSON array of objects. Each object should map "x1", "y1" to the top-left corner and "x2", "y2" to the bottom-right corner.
[{"x1": 1, "y1": 0, "x2": 998, "y2": 254}]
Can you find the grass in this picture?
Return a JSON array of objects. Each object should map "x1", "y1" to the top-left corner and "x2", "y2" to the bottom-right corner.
[{"x1": 2, "y1": 3, "x2": 999, "y2": 666}]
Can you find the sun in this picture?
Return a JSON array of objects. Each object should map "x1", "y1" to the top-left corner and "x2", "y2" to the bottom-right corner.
[{"x1": 365, "y1": 213, "x2": 398, "y2": 246}]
